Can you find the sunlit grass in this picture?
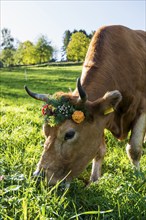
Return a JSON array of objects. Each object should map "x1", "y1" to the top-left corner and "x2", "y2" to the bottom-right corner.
[{"x1": 0, "y1": 66, "x2": 146, "y2": 219}]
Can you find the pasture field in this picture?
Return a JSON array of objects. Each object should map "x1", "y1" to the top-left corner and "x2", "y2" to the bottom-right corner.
[{"x1": 0, "y1": 66, "x2": 146, "y2": 220}]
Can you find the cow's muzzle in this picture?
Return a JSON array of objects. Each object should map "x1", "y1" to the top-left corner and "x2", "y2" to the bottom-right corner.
[
  {"x1": 32, "y1": 169, "x2": 70, "y2": 188},
  {"x1": 32, "y1": 169, "x2": 45, "y2": 182}
]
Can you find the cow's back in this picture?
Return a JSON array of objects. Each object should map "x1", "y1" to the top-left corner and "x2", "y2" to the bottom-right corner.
[
  {"x1": 82, "y1": 25, "x2": 146, "y2": 98},
  {"x1": 80, "y1": 25, "x2": 146, "y2": 139}
]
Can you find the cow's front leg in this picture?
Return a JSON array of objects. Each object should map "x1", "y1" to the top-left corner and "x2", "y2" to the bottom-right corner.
[
  {"x1": 126, "y1": 113, "x2": 146, "y2": 170},
  {"x1": 90, "y1": 138, "x2": 106, "y2": 182}
]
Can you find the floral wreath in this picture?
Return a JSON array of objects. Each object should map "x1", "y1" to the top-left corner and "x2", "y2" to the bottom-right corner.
[{"x1": 42, "y1": 96, "x2": 86, "y2": 127}]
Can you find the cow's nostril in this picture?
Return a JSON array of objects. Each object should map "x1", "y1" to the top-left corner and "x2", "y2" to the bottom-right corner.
[
  {"x1": 33, "y1": 169, "x2": 45, "y2": 178},
  {"x1": 33, "y1": 169, "x2": 40, "y2": 176},
  {"x1": 32, "y1": 169, "x2": 46, "y2": 186}
]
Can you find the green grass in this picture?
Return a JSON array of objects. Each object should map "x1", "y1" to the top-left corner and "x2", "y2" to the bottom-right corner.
[{"x1": 0, "y1": 66, "x2": 146, "y2": 220}]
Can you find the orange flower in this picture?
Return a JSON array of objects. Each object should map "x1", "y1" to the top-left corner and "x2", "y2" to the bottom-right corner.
[{"x1": 72, "y1": 111, "x2": 85, "y2": 124}]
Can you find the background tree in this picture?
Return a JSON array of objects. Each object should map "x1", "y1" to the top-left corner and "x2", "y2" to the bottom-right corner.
[
  {"x1": 62, "y1": 29, "x2": 95, "y2": 60},
  {"x1": 88, "y1": 30, "x2": 96, "y2": 39},
  {"x1": 14, "y1": 41, "x2": 35, "y2": 65},
  {"x1": 0, "y1": 48, "x2": 15, "y2": 67},
  {"x1": 0, "y1": 29, "x2": 54, "y2": 66},
  {"x1": 66, "y1": 32, "x2": 90, "y2": 61},
  {"x1": 62, "y1": 30, "x2": 72, "y2": 60},
  {"x1": 23, "y1": 41, "x2": 36, "y2": 65},
  {"x1": 72, "y1": 29, "x2": 88, "y2": 37},
  {"x1": 14, "y1": 41, "x2": 36, "y2": 65},
  {"x1": 1, "y1": 28, "x2": 14, "y2": 49},
  {"x1": 0, "y1": 27, "x2": 94, "y2": 66},
  {"x1": 0, "y1": 28, "x2": 15, "y2": 67},
  {"x1": 62, "y1": 30, "x2": 72, "y2": 50},
  {"x1": 13, "y1": 42, "x2": 24, "y2": 65},
  {"x1": 35, "y1": 35, "x2": 53, "y2": 64}
]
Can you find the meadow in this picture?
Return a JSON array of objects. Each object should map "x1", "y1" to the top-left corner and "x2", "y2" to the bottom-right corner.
[{"x1": 0, "y1": 66, "x2": 146, "y2": 220}]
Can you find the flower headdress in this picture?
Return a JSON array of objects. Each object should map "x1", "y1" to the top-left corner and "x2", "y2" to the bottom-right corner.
[
  {"x1": 25, "y1": 78, "x2": 89, "y2": 127},
  {"x1": 42, "y1": 96, "x2": 86, "y2": 127}
]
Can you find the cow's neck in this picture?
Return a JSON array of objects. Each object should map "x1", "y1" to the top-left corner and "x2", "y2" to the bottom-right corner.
[
  {"x1": 80, "y1": 65, "x2": 115, "y2": 101},
  {"x1": 74, "y1": 65, "x2": 128, "y2": 140}
]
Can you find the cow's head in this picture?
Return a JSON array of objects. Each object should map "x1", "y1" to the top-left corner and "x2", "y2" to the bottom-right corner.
[{"x1": 25, "y1": 78, "x2": 122, "y2": 185}]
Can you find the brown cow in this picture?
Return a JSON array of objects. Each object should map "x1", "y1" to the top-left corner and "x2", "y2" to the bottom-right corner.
[{"x1": 25, "y1": 25, "x2": 146, "y2": 185}]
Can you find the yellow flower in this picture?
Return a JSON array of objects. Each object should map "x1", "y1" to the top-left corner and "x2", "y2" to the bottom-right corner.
[
  {"x1": 48, "y1": 105, "x2": 53, "y2": 109},
  {"x1": 72, "y1": 111, "x2": 85, "y2": 124}
]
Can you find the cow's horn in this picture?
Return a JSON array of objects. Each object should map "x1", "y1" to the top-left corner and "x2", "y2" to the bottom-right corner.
[
  {"x1": 24, "y1": 85, "x2": 49, "y2": 102},
  {"x1": 77, "y1": 78, "x2": 87, "y2": 102}
]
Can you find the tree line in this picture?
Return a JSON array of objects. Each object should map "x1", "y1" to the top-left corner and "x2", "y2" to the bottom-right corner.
[{"x1": 0, "y1": 28, "x2": 95, "y2": 67}]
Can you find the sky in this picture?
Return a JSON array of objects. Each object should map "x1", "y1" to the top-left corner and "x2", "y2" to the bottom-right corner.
[{"x1": 1, "y1": 0, "x2": 146, "y2": 60}]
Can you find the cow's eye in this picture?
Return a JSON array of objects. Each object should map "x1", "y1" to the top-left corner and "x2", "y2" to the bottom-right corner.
[{"x1": 64, "y1": 130, "x2": 75, "y2": 141}]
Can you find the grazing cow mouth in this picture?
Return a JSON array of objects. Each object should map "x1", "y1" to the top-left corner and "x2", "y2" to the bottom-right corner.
[{"x1": 33, "y1": 167, "x2": 71, "y2": 187}]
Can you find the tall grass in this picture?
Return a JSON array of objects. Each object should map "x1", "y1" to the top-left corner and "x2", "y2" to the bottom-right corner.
[{"x1": 0, "y1": 66, "x2": 146, "y2": 219}]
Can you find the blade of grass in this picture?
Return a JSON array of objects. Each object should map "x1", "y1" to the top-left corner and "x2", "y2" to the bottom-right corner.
[{"x1": 70, "y1": 209, "x2": 113, "y2": 219}]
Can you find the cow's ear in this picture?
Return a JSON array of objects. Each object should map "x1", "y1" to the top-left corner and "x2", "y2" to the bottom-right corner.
[
  {"x1": 101, "y1": 90, "x2": 122, "y2": 115},
  {"x1": 87, "y1": 90, "x2": 122, "y2": 116}
]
